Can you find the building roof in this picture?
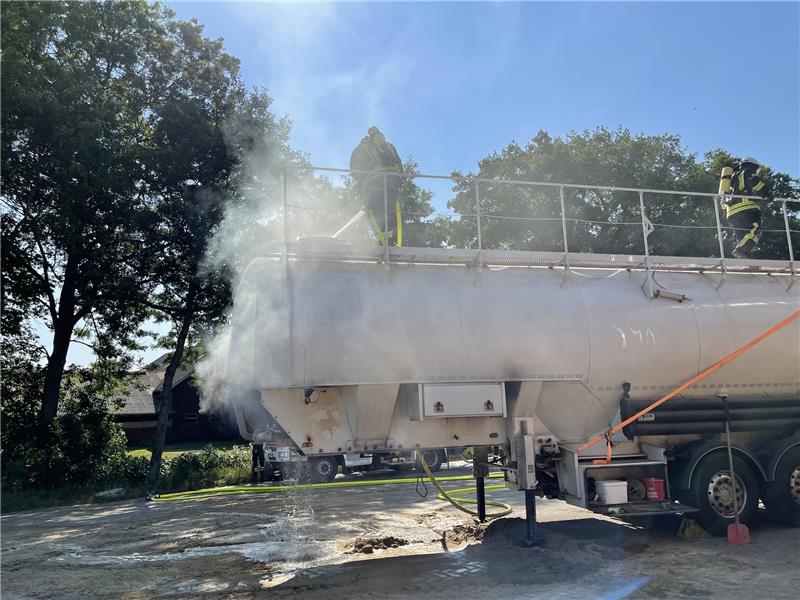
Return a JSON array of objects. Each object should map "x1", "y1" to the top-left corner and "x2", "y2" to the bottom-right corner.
[{"x1": 110, "y1": 354, "x2": 194, "y2": 416}]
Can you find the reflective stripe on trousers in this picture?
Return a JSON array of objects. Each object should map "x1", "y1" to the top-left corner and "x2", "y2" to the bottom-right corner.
[{"x1": 726, "y1": 199, "x2": 760, "y2": 218}]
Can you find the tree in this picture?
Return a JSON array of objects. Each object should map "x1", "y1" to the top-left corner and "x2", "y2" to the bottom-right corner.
[
  {"x1": 1, "y1": 1, "x2": 171, "y2": 446},
  {"x1": 393, "y1": 159, "x2": 448, "y2": 248},
  {"x1": 444, "y1": 127, "x2": 799, "y2": 259},
  {"x1": 139, "y1": 22, "x2": 304, "y2": 489}
]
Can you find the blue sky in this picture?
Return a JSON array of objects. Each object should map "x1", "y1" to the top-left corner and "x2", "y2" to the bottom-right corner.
[{"x1": 166, "y1": 1, "x2": 800, "y2": 180}]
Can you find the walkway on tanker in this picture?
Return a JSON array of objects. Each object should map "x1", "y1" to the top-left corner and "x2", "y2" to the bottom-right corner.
[{"x1": 279, "y1": 166, "x2": 800, "y2": 281}]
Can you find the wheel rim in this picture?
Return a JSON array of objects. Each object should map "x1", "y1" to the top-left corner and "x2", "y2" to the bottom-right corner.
[
  {"x1": 315, "y1": 460, "x2": 333, "y2": 477},
  {"x1": 789, "y1": 466, "x2": 800, "y2": 507},
  {"x1": 422, "y1": 450, "x2": 436, "y2": 466},
  {"x1": 707, "y1": 470, "x2": 746, "y2": 517}
]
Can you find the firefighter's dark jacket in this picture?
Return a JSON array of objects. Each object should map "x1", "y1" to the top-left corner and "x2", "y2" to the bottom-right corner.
[
  {"x1": 725, "y1": 164, "x2": 773, "y2": 218},
  {"x1": 349, "y1": 133, "x2": 403, "y2": 189}
]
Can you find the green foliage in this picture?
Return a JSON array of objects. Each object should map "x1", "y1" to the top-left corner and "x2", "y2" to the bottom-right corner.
[
  {"x1": 0, "y1": 329, "x2": 44, "y2": 458},
  {"x1": 1, "y1": 0, "x2": 167, "y2": 336},
  {"x1": 444, "y1": 127, "x2": 799, "y2": 258},
  {"x1": 1, "y1": 444, "x2": 252, "y2": 512},
  {"x1": 1, "y1": 361, "x2": 147, "y2": 490},
  {"x1": 160, "y1": 445, "x2": 251, "y2": 492},
  {"x1": 396, "y1": 160, "x2": 449, "y2": 248},
  {"x1": 1, "y1": 0, "x2": 185, "y2": 435},
  {"x1": 1, "y1": 339, "x2": 247, "y2": 497}
]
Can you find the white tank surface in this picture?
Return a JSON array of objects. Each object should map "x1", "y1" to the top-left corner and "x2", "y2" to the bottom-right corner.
[
  {"x1": 230, "y1": 255, "x2": 799, "y2": 393},
  {"x1": 226, "y1": 248, "x2": 799, "y2": 448}
]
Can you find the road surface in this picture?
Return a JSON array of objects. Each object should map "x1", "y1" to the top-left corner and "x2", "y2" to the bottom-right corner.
[{"x1": 2, "y1": 466, "x2": 798, "y2": 599}]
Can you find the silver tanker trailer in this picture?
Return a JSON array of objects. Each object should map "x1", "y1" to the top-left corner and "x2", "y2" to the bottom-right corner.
[{"x1": 228, "y1": 177, "x2": 800, "y2": 541}]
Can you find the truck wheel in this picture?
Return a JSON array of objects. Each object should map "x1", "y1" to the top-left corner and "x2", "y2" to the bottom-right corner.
[
  {"x1": 419, "y1": 449, "x2": 443, "y2": 472},
  {"x1": 309, "y1": 457, "x2": 338, "y2": 483},
  {"x1": 689, "y1": 453, "x2": 759, "y2": 537},
  {"x1": 763, "y1": 447, "x2": 800, "y2": 527}
]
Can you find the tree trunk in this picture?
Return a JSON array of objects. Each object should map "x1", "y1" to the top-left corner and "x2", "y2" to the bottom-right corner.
[
  {"x1": 146, "y1": 282, "x2": 198, "y2": 492},
  {"x1": 37, "y1": 255, "x2": 78, "y2": 448}
]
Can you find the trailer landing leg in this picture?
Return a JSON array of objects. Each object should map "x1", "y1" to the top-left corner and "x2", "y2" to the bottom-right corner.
[
  {"x1": 473, "y1": 447, "x2": 489, "y2": 523},
  {"x1": 522, "y1": 489, "x2": 543, "y2": 547},
  {"x1": 476, "y1": 475, "x2": 486, "y2": 523}
]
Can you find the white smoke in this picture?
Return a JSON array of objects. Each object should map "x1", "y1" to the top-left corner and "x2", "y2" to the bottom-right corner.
[
  {"x1": 196, "y1": 136, "x2": 365, "y2": 416},
  {"x1": 193, "y1": 2, "x2": 420, "y2": 418}
]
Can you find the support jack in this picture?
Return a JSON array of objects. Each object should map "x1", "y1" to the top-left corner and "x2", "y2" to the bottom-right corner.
[
  {"x1": 522, "y1": 489, "x2": 543, "y2": 547},
  {"x1": 473, "y1": 447, "x2": 489, "y2": 523}
]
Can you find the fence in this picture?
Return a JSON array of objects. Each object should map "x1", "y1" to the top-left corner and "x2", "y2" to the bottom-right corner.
[{"x1": 280, "y1": 166, "x2": 799, "y2": 277}]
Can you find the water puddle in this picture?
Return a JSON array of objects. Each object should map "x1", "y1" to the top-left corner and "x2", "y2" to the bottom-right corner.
[{"x1": 51, "y1": 511, "x2": 344, "y2": 574}]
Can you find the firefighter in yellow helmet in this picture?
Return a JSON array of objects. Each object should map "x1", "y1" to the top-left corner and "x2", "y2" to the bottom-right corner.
[
  {"x1": 721, "y1": 157, "x2": 773, "y2": 259},
  {"x1": 349, "y1": 126, "x2": 404, "y2": 246}
]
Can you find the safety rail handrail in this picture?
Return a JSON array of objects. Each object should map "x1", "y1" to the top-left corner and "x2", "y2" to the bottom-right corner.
[
  {"x1": 286, "y1": 202, "x2": 799, "y2": 234},
  {"x1": 279, "y1": 165, "x2": 799, "y2": 284},
  {"x1": 308, "y1": 165, "x2": 800, "y2": 204}
]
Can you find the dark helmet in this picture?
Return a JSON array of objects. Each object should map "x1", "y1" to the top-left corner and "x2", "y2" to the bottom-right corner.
[{"x1": 739, "y1": 156, "x2": 760, "y2": 170}]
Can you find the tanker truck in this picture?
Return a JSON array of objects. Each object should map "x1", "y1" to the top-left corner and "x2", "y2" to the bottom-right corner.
[{"x1": 227, "y1": 181, "x2": 800, "y2": 540}]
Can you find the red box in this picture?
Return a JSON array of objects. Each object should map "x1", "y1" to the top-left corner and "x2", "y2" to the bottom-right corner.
[{"x1": 641, "y1": 477, "x2": 666, "y2": 501}]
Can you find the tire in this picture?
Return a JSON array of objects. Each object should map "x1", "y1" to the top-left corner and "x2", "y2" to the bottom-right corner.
[
  {"x1": 418, "y1": 449, "x2": 443, "y2": 472},
  {"x1": 763, "y1": 447, "x2": 800, "y2": 527},
  {"x1": 308, "y1": 456, "x2": 338, "y2": 483},
  {"x1": 689, "y1": 452, "x2": 760, "y2": 537}
]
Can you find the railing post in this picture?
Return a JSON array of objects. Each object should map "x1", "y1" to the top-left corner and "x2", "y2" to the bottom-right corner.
[
  {"x1": 713, "y1": 195, "x2": 727, "y2": 284},
  {"x1": 475, "y1": 178, "x2": 482, "y2": 257},
  {"x1": 283, "y1": 166, "x2": 293, "y2": 379},
  {"x1": 639, "y1": 191, "x2": 654, "y2": 298},
  {"x1": 282, "y1": 166, "x2": 289, "y2": 258},
  {"x1": 383, "y1": 172, "x2": 390, "y2": 267},
  {"x1": 782, "y1": 201, "x2": 796, "y2": 274},
  {"x1": 559, "y1": 186, "x2": 570, "y2": 266}
]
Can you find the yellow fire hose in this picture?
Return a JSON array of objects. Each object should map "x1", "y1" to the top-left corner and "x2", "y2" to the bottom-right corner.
[
  {"x1": 417, "y1": 452, "x2": 513, "y2": 519},
  {"x1": 151, "y1": 471, "x2": 505, "y2": 503}
]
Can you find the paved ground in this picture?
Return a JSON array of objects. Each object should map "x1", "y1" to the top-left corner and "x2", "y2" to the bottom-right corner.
[{"x1": 2, "y1": 465, "x2": 799, "y2": 599}]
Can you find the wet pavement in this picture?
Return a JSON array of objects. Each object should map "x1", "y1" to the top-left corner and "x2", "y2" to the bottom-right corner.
[{"x1": 2, "y1": 465, "x2": 798, "y2": 599}]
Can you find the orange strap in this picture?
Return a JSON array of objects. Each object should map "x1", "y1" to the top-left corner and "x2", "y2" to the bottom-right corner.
[
  {"x1": 578, "y1": 309, "x2": 800, "y2": 461},
  {"x1": 592, "y1": 437, "x2": 613, "y2": 465}
]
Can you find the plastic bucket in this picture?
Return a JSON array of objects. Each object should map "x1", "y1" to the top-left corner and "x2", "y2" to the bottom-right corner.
[
  {"x1": 641, "y1": 477, "x2": 666, "y2": 501},
  {"x1": 596, "y1": 480, "x2": 628, "y2": 504}
]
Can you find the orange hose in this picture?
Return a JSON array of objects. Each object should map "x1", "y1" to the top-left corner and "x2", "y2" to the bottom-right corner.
[{"x1": 578, "y1": 309, "x2": 800, "y2": 458}]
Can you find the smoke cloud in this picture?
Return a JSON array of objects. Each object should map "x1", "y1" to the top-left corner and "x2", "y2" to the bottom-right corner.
[{"x1": 195, "y1": 129, "x2": 366, "y2": 422}]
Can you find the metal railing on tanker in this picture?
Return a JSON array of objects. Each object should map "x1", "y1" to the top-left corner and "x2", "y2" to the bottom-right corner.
[{"x1": 278, "y1": 166, "x2": 800, "y2": 291}]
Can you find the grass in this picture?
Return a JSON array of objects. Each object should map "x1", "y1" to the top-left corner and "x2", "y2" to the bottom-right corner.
[{"x1": 126, "y1": 440, "x2": 238, "y2": 459}]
